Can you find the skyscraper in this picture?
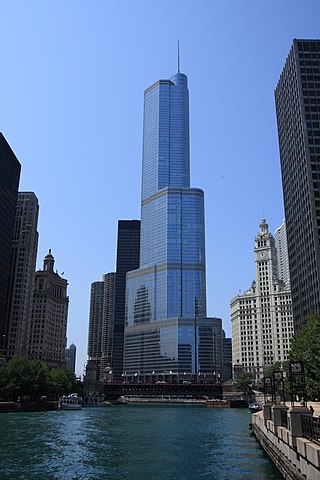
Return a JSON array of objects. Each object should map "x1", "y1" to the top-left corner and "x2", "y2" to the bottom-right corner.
[
  {"x1": 111, "y1": 220, "x2": 140, "y2": 382},
  {"x1": 6, "y1": 192, "x2": 39, "y2": 358},
  {"x1": 231, "y1": 218, "x2": 293, "y2": 382},
  {"x1": 87, "y1": 279, "x2": 106, "y2": 381},
  {"x1": 275, "y1": 39, "x2": 320, "y2": 329},
  {"x1": 65, "y1": 343, "x2": 77, "y2": 375},
  {"x1": 274, "y1": 219, "x2": 290, "y2": 289},
  {"x1": 124, "y1": 70, "x2": 210, "y2": 382},
  {"x1": 28, "y1": 250, "x2": 69, "y2": 368},
  {"x1": 0, "y1": 133, "x2": 21, "y2": 353}
]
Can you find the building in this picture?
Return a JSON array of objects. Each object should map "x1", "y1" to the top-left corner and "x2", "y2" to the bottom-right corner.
[
  {"x1": 0, "y1": 133, "x2": 21, "y2": 354},
  {"x1": 231, "y1": 218, "x2": 294, "y2": 382},
  {"x1": 111, "y1": 220, "x2": 140, "y2": 382},
  {"x1": 274, "y1": 219, "x2": 290, "y2": 289},
  {"x1": 123, "y1": 69, "x2": 217, "y2": 382},
  {"x1": 65, "y1": 343, "x2": 76, "y2": 375},
  {"x1": 28, "y1": 250, "x2": 69, "y2": 368},
  {"x1": 222, "y1": 334, "x2": 232, "y2": 382},
  {"x1": 100, "y1": 272, "x2": 116, "y2": 382},
  {"x1": 6, "y1": 192, "x2": 39, "y2": 358},
  {"x1": 275, "y1": 39, "x2": 320, "y2": 329},
  {"x1": 87, "y1": 279, "x2": 106, "y2": 382}
]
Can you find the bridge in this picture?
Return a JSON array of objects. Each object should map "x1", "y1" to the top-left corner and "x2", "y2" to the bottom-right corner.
[{"x1": 102, "y1": 382, "x2": 223, "y2": 400}]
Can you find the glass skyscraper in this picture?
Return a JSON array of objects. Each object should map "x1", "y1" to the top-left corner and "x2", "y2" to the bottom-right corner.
[{"x1": 124, "y1": 72, "x2": 215, "y2": 382}]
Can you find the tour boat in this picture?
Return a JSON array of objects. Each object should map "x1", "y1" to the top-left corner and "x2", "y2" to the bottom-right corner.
[
  {"x1": 83, "y1": 395, "x2": 111, "y2": 407},
  {"x1": 248, "y1": 403, "x2": 262, "y2": 413},
  {"x1": 59, "y1": 393, "x2": 82, "y2": 410}
]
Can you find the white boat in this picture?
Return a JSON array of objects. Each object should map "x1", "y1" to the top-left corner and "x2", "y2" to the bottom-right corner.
[
  {"x1": 59, "y1": 393, "x2": 82, "y2": 410},
  {"x1": 248, "y1": 403, "x2": 262, "y2": 413},
  {"x1": 83, "y1": 395, "x2": 111, "y2": 407}
]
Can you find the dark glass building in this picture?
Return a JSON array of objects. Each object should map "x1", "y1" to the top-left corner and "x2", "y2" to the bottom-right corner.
[
  {"x1": 0, "y1": 133, "x2": 21, "y2": 353},
  {"x1": 112, "y1": 220, "x2": 140, "y2": 382},
  {"x1": 275, "y1": 39, "x2": 320, "y2": 329}
]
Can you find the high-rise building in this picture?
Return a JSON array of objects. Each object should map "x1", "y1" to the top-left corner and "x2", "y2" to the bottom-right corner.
[
  {"x1": 222, "y1": 334, "x2": 232, "y2": 382},
  {"x1": 123, "y1": 70, "x2": 215, "y2": 382},
  {"x1": 274, "y1": 219, "x2": 290, "y2": 289},
  {"x1": 0, "y1": 133, "x2": 21, "y2": 353},
  {"x1": 6, "y1": 192, "x2": 39, "y2": 358},
  {"x1": 28, "y1": 250, "x2": 69, "y2": 368},
  {"x1": 231, "y1": 218, "x2": 294, "y2": 382},
  {"x1": 87, "y1": 279, "x2": 105, "y2": 382},
  {"x1": 100, "y1": 272, "x2": 116, "y2": 382},
  {"x1": 111, "y1": 220, "x2": 140, "y2": 382},
  {"x1": 275, "y1": 39, "x2": 320, "y2": 329},
  {"x1": 65, "y1": 343, "x2": 77, "y2": 375}
]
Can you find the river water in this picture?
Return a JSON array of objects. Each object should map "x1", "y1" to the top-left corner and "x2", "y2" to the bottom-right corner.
[{"x1": 0, "y1": 403, "x2": 283, "y2": 480}]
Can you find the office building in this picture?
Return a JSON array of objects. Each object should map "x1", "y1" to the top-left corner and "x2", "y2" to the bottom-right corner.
[
  {"x1": 274, "y1": 219, "x2": 290, "y2": 289},
  {"x1": 100, "y1": 272, "x2": 116, "y2": 382},
  {"x1": 0, "y1": 133, "x2": 21, "y2": 353},
  {"x1": 123, "y1": 69, "x2": 217, "y2": 382},
  {"x1": 6, "y1": 192, "x2": 39, "y2": 358},
  {"x1": 87, "y1": 279, "x2": 106, "y2": 382},
  {"x1": 222, "y1": 334, "x2": 232, "y2": 382},
  {"x1": 110, "y1": 220, "x2": 140, "y2": 382},
  {"x1": 275, "y1": 39, "x2": 320, "y2": 329},
  {"x1": 231, "y1": 218, "x2": 294, "y2": 382},
  {"x1": 65, "y1": 343, "x2": 76, "y2": 375},
  {"x1": 28, "y1": 250, "x2": 69, "y2": 368}
]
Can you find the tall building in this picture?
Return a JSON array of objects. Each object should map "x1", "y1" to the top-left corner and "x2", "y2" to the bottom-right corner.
[
  {"x1": 111, "y1": 220, "x2": 140, "y2": 382},
  {"x1": 222, "y1": 334, "x2": 232, "y2": 382},
  {"x1": 275, "y1": 39, "x2": 320, "y2": 329},
  {"x1": 28, "y1": 250, "x2": 69, "y2": 368},
  {"x1": 123, "y1": 70, "x2": 215, "y2": 382},
  {"x1": 274, "y1": 219, "x2": 290, "y2": 289},
  {"x1": 65, "y1": 343, "x2": 77, "y2": 375},
  {"x1": 0, "y1": 133, "x2": 21, "y2": 353},
  {"x1": 100, "y1": 272, "x2": 116, "y2": 382},
  {"x1": 6, "y1": 192, "x2": 39, "y2": 358},
  {"x1": 231, "y1": 218, "x2": 294, "y2": 382},
  {"x1": 87, "y1": 279, "x2": 105, "y2": 381}
]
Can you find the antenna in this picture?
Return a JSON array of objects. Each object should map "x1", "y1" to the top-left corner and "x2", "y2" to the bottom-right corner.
[{"x1": 177, "y1": 40, "x2": 180, "y2": 73}]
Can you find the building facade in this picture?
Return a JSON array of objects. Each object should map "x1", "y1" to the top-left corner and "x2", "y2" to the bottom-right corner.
[
  {"x1": 231, "y1": 218, "x2": 294, "y2": 382},
  {"x1": 275, "y1": 39, "x2": 320, "y2": 329},
  {"x1": 87, "y1": 279, "x2": 105, "y2": 382},
  {"x1": 28, "y1": 250, "x2": 69, "y2": 368},
  {"x1": 65, "y1": 343, "x2": 76, "y2": 374},
  {"x1": 274, "y1": 219, "x2": 290, "y2": 289},
  {"x1": 100, "y1": 272, "x2": 116, "y2": 382},
  {"x1": 123, "y1": 71, "x2": 217, "y2": 382},
  {"x1": 0, "y1": 133, "x2": 21, "y2": 354},
  {"x1": 111, "y1": 220, "x2": 140, "y2": 382},
  {"x1": 6, "y1": 192, "x2": 39, "y2": 358}
]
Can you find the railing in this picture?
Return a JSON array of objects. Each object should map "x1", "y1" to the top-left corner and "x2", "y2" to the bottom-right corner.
[
  {"x1": 280, "y1": 409, "x2": 288, "y2": 428},
  {"x1": 301, "y1": 415, "x2": 320, "y2": 445}
]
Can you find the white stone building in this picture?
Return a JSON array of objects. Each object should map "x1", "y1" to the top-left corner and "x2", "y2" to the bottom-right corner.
[{"x1": 231, "y1": 218, "x2": 293, "y2": 383}]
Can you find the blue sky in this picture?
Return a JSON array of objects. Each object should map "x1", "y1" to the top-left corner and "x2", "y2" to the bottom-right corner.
[{"x1": 1, "y1": 1, "x2": 319, "y2": 375}]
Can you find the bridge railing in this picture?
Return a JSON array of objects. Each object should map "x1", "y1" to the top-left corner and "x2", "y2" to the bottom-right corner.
[{"x1": 301, "y1": 415, "x2": 320, "y2": 446}]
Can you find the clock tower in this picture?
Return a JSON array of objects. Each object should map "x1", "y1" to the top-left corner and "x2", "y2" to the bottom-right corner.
[{"x1": 254, "y1": 217, "x2": 278, "y2": 296}]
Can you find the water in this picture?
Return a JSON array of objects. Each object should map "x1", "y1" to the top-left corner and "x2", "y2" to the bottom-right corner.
[{"x1": 0, "y1": 404, "x2": 283, "y2": 480}]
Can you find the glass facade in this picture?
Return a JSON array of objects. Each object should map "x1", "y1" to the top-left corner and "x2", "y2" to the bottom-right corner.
[{"x1": 124, "y1": 72, "x2": 211, "y2": 380}]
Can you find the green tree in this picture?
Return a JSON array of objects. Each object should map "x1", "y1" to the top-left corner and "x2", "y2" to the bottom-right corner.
[
  {"x1": 49, "y1": 367, "x2": 78, "y2": 398},
  {"x1": 289, "y1": 313, "x2": 320, "y2": 400},
  {"x1": 233, "y1": 372, "x2": 254, "y2": 393},
  {"x1": 0, "y1": 356, "x2": 50, "y2": 401}
]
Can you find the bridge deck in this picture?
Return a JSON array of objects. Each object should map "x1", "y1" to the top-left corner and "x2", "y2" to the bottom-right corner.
[{"x1": 103, "y1": 382, "x2": 223, "y2": 399}]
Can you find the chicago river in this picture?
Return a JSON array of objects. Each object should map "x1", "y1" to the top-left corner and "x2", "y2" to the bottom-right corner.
[{"x1": 0, "y1": 404, "x2": 283, "y2": 479}]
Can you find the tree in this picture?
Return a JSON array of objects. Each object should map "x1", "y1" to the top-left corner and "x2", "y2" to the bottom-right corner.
[
  {"x1": 49, "y1": 367, "x2": 78, "y2": 397},
  {"x1": 289, "y1": 313, "x2": 320, "y2": 400},
  {"x1": 233, "y1": 372, "x2": 254, "y2": 393},
  {"x1": 0, "y1": 356, "x2": 50, "y2": 401}
]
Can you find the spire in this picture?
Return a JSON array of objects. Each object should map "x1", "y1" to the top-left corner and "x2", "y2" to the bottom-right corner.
[
  {"x1": 177, "y1": 40, "x2": 180, "y2": 73},
  {"x1": 44, "y1": 249, "x2": 55, "y2": 272}
]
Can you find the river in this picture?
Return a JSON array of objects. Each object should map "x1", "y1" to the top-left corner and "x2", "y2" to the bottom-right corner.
[{"x1": 0, "y1": 403, "x2": 283, "y2": 479}]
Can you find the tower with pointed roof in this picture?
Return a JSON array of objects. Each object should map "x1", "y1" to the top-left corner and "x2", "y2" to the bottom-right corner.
[
  {"x1": 122, "y1": 69, "x2": 222, "y2": 383},
  {"x1": 231, "y1": 218, "x2": 293, "y2": 382},
  {"x1": 28, "y1": 250, "x2": 69, "y2": 368}
]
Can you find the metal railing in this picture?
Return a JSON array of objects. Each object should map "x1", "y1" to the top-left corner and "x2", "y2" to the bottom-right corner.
[
  {"x1": 280, "y1": 409, "x2": 288, "y2": 428},
  {"x1": 302, "y1": 415, "x2": 320, "y2": 445}
]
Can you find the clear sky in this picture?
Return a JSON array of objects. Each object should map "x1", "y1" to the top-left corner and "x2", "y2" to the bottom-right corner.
[{"x1": 0, "y1": 1, "x2": 319, "y2": 376}]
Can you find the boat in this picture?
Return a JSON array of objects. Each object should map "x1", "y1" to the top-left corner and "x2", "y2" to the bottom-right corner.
[
  {"x1": 248, "y1": 403, "x2": 262, "y2": 413},
  {"x1": 59, "y1": 393, "x2": 82, "y2": 410}
]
